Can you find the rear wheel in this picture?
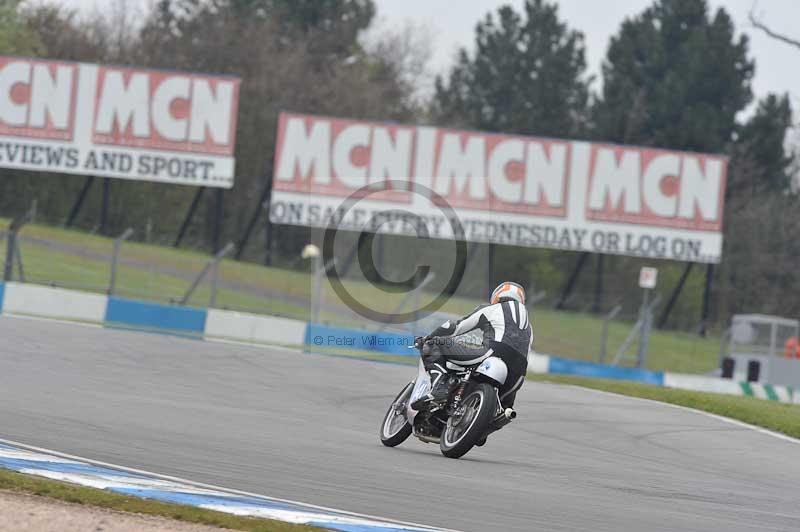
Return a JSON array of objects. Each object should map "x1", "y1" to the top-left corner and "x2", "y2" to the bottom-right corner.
[
  {"x1": 380, "y1": 382, "x2": 413, "y2": 447},
  {"x1": 439, "y1": 383, "x2": 497, "y2": 459}
]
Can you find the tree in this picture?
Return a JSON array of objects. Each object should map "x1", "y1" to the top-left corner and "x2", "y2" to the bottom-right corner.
[
  {"x1": 255, "y1": 0, "x2": 375, "y2": 58},
  {"x1": 728, "y1": 94, "x2": 794, "y2": 196},
  {"x1": 0, "y1": 0, "x2": 42, "y2": 55},
  {"x1": 593, "y1": 0, "x2": 753, "y2": 153},
  {"x1": 592, "y1": 0, "x2": 798, "y2": 329},
  {"x1": 432, "y1": 0, "x2": 590, "y2": 138},
  {"x1": 21, "y1": 4, "x2": 121, "y2": 63},
  {"x1": 148, "y1": 0, "x2": 374, "y2": 62}
]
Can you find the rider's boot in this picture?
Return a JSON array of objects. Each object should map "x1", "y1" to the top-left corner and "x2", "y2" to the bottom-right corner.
[
  {"x1": 429, "y1": 369, "x2": 453, "y2": 402},
  {"x1": 411, "y1": 364, "x2": 452, "y2": 409}
]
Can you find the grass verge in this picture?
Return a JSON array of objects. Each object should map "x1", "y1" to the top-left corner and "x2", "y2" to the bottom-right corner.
[
  {"x1": 0, "y1": 469, "x2": 322, "y2": 532},
  {"x1": 530, "y1": 374, "x2": 800, "y2": 439}
]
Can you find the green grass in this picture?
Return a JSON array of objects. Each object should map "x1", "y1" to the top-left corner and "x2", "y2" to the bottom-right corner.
[
  {"x1": 0, "y1": 469, "x2": 322, "y2": 531},
  {"x1": 531, "y1": 307, "x2": 720, "y2": 374},
  {"x1": 3, "y1": 219, "x2": 721, "y2": 373},
  {"x1": 531, "y1": 374, "x2": 800, "y2": 439}
]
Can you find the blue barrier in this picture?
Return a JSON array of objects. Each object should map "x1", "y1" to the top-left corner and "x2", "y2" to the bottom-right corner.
[
  {"x1": 0, "y1": 282, "x2": 4, "y2": 313},
  {"x1": 305, "y1": 323, "x2": 415, "y2": 356},
  {"x1": 548, "y1": 356, "x2": 664, "y2": 386},
  {"x1": 105, "y1": 297, "x2": 207, "y2": 334}
]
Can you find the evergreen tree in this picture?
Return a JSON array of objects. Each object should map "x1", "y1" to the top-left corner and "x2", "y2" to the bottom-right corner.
[
  {"x1": 432, "y1": 0, "x2": 590, "y2": 138},
  {"x1": 728, "y1": 94, "x2": 794, "y2": 196},
  {"x1": 593, "y1": 0, "x2": 753, "y2": 152}
]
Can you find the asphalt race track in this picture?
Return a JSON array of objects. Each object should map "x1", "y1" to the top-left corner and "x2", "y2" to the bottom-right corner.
[{"x1": 1, "y1": 316, "x2": 799, "y2": 531}]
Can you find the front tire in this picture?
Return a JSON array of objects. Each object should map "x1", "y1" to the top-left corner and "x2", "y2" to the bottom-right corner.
[
  {"x1": 439, "y1": 383, "x2": 497, "y2": 459},
  {"x1": 380, "y1": 382, "x2": 413, "y2": 447}
]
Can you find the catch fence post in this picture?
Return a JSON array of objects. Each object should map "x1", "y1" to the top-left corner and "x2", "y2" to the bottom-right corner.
[
  {"x1": 3, "y1": 229, "x2": 14, "y2": 282},
  {"x1": 108, "y1": 228, "x2": 134, "y2": 296},
  {"x1": 4, "y1": 203, "x2": 36, "y2": 282},
  {"x1": 311, "y1": 254, "x2": 324, "y2": 323},
  {"x1": 636, "y1": 294, "x2": 661, "y2": 368},
  {"x1": 180, "y1": 242, "x2": 234, "y2": 307},
  {"x1": 599, "y1": 305, "x2": 622, "y2": 363},
  {"x1": 13, "y1": 239, "x2": 24, "y2": 282}
]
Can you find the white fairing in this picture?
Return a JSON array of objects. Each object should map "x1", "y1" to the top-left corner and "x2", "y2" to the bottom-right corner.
[
  {"x1": 406, "y1": 359, "x2": 430, "y2": 423},
  {"x1": 475, "y1": 356, "x2": 508, "y2": 385}
]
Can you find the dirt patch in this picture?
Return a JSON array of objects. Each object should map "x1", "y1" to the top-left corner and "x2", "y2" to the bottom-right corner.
[{"x1": 0, "y1": 489, "x2": 227, "y2": 532}]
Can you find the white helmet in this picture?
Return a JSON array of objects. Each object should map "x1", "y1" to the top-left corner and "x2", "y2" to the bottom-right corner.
[{"x1": 490, "y1": 282, "x2": 526, "y2": 305}]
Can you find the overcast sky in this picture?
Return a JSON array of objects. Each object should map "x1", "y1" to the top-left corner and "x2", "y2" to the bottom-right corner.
[{"x1": 64, "y1": 0, "x2": 800, "y2": 110}]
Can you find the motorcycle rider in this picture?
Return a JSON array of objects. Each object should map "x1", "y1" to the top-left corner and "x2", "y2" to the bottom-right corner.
[{"x1": 414, "y1": 282, "x2": 532, "y2": 411}]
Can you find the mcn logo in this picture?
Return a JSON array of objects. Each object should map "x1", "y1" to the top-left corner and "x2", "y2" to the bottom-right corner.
[
  {"x1": 586, "y1": 145, "x2": 725, "y2": 231},
  {"x1": 0, "y1": 58, "x2": 239, "y2": 156},
  {"x1": 0, "y1": 58, "x2": 77, "y2": 141},
  {"x1": 275, "y1": 113, "x2": 726, "y2": 231},
  {"x1": 93, "y1": 67, "x2": 238, "y2": 155}
]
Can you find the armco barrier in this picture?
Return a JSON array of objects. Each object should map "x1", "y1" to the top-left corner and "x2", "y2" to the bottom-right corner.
[
  {"x1": 2, "y1": 282, "x2": 107, "y2": 323},
  {"x1": 105, "y1": 297, "x2": 207, "y2": 334},
  {"x1": 662, "y1": 373, "x2": 743, "y2": 396},
  {"x1": 305, "y1": 323, "x2": 415, "y2": 356}
]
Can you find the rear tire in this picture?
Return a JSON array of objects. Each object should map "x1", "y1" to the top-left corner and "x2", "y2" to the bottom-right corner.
[
  {"x1": 439, "y1": 383, "x2": 497, "y2": 459},
  {"x1": 380, "y1": 382, "x2": 413, "y2": 447}
]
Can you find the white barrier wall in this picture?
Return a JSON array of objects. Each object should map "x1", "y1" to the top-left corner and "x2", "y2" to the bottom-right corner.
[
  {"x1": 662, "y1": 373, "x2": 743, "y2": 395},
  {"x1": 2, "y1": 283, "x2": 107, "y2": 323},
  {"x1": 205, "y1": 309, "x2": 306, "y2": 346},
  {"x1": 527, "y1": 353, "x2": 550, "y2": 374}
]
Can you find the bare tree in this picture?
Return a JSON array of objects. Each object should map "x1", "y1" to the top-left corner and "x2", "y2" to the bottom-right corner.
[
  {"x1": 364, "y1": 21, "x2": 434, "y2": 111},
  {"x1": 749, "y1": 3, "x2": 800, "y2": 50}
]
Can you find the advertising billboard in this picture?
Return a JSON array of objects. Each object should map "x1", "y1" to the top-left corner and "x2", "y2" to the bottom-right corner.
[
  {"x1": 0, "y1": 56, "x2": 240, "y2": 188},
  {"x1": 270, "y1": 112, "x2": 728, "y2": 263}
]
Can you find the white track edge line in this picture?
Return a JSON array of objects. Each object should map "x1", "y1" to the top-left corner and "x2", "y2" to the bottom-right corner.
[
  {"x1": 2, "y1": 313, "x2": 103, "y2": 328},
  {"x1": 205, "y1": 336, "x2": 303, "y2": 354},
  {"x1": 2, "y1": 314, "x2": 306, "y2": 353},
  {"x1": 0, "y1": 437, "x2": 460, "y2": 532},
  {"x1": 547, "y1": 382, "x2": 800, "y2": 446}
]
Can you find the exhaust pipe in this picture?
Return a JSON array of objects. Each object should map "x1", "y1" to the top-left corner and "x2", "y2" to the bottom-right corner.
[
  {"x1": 416, "y1": 434, "x2": 441, "y2": 444},
  {"x1": 490, "y1": 408, "x2": 517, "y2": 432}
]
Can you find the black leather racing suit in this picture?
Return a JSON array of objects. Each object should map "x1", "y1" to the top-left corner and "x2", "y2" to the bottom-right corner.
[{"x1": 424, "y1": 300, "x2": 532, "y2": 408}]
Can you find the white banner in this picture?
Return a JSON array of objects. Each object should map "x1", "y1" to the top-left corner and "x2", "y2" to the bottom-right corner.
[
  {"x1": 270, "y1": 113, "x2": 728, "y2": 263},
  {"x1": 0, "y1": 57, "x2": 240, "y2": 188}
]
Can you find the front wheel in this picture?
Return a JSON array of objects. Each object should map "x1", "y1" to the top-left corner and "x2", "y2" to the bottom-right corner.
[
  {"x1": 439, "y1": 382, "x2": 498, "y2": 459},
  {"x1": 380, "y1": 382, "x2": 413, "y2": 447}
]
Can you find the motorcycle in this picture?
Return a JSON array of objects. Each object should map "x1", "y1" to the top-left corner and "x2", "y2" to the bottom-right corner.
[{"x1": 379, "y1": 339, "x2": 516, "y2": 459}]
